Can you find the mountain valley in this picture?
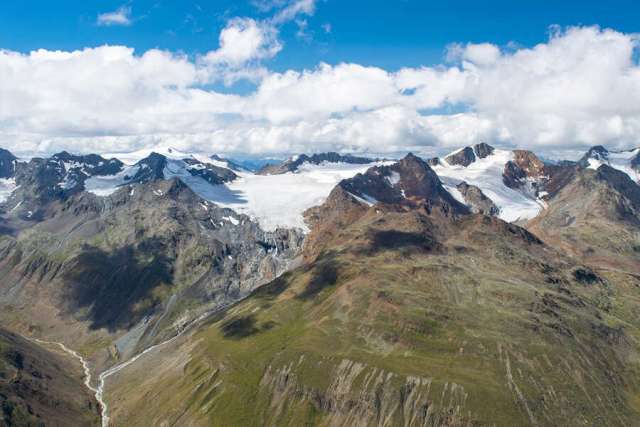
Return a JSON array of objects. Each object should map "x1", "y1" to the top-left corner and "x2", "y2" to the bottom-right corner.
[{"x1": 0, "y1": 143, "x2": 639, "y2": 426}]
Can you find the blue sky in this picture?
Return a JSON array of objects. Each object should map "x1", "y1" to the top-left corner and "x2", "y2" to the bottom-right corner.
[
  {"x1": 2, "y1": 0, "x2": 638, "y2": 71},
  {"x1": 1, "y1": 1, "x2": 640, "y2": 157}
]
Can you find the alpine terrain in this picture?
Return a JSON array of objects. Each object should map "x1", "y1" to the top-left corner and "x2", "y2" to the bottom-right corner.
[{"x1": 0, "y1": 143, "x2": 639, "y2": 426}]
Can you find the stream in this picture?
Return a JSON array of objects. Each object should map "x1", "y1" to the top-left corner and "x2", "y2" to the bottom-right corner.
[{"x1": 27, "y1": 298, "x2": 245, "y2": 426}]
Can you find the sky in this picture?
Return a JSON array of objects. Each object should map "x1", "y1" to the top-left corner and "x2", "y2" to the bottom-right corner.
[{"x1": 1, "y1": 0, "x2": 640, "y2": 159}]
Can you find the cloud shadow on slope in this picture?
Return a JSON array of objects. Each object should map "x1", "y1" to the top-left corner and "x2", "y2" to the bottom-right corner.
[{"x1": 62, "y1": 237, "x2": 173, "y2": 332}]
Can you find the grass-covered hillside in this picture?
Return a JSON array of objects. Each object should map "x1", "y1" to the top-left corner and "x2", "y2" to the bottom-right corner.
[
  {"x1": 0, "y1": 329, "x2": 100, "y2": 426},
  {"x1": 106, "y1": 206, "x2": 640, "y2": 426}
]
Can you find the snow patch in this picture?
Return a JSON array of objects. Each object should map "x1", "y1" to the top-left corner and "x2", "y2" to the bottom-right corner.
[
  {"x1": 85, "y1": 166, "x2": 139, "y2": 196},
  {"x1": 444, "y1": 185, "x2": 466, "y2": 205},
  {"x1": 222, "y1": 216, "x2": 240, "y2": 226},
  {"x1": 587, "y1": 148, "x2": 640, "y2": 182},
  {"x1": 0, "y1": 178, "x2": 17, "y2": 202},
  {"x1": 433, "y1": 149, "x2": 544, "y2": 222},
  {"x1": 205, "y1": 162, "x2": 387, "y2": 231},
  {"x1": 386, "y1": 171, "x2": 401, "y2": 186}
]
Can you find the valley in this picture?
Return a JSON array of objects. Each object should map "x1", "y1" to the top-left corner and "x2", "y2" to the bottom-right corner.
[{"x1": 0, "y1": 143, "x2": 639, "y2": 426}]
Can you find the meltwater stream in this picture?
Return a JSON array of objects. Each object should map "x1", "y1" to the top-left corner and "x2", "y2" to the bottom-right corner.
[{"x1": 28, "y1": 298, "x2": 248, "y2": 426}]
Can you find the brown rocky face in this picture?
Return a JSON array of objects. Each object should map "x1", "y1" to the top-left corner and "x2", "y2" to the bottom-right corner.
[
  {"x1": 631, "y1": 151, "x2": 640, "y2": 172},
  {"x1": 338, "y1": 153, "x2": 469, "y2": 214},
  {"x1": 303, "y1": 153, "x2": 470, "y2": 260},
  {"x1": 445, "y1": 146, "x2": 476, "y2": 166},
  {"x1": 456, "y1": 181, "x2": 499, "y2": 215},
  {"x1": 473, "y1": 142, "x2": 495, "y2": 159},
  {"x1": 512, "y1": 150, "x2": 546, "y2": 177},
  {"x1": 502, "y1": 150, "x2": 548, "y2": 191}
]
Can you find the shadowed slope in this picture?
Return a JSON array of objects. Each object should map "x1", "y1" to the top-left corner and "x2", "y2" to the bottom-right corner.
[{"x1": 105, "y1": 181, "x2": 639, "y2": 426}]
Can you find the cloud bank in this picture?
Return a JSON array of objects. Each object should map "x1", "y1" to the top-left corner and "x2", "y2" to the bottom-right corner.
[{"x1": 1, "y1": 25, "x2": 640, "y2": 157}]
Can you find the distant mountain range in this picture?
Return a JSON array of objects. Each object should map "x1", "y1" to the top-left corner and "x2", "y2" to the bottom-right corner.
[{"x1": 0, "y1": 143, "x2": 639, "y2": 426}]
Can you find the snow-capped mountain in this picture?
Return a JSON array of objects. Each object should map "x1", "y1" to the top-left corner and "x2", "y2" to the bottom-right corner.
[
  {"x1": 0, "y1": 148, "x2": 18, "y2": 203},
  {"x1": 2, "y1": 144, "x2": 639, "y2": 231},
  {"x1": 84, "y1": 149, "x2": 238, "y2": 197},
  {"x1": 578, "y1": 145, "x2": 640, "y2": 182},
  {"x1": 429, "y1": 143, "x2": 549, "y2": 222},
  {"x1": 258, "y1": 152, "x2": 377, "y2": 175}
]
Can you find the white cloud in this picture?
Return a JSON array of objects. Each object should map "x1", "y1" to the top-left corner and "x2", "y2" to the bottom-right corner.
[
  {"x1": 270, "y1": 0, "x2": 316, "y2": 25},
  {"x1": 2, "y1": 26, "x2": 640, "y2": 158},
  {"x1": 201, "y1": 1, "x2": 316, "y2": 84},
  {"x1": 97, "y1": 5, "x2": 132, "y2": 26},
  {"x1": 204, "y1": 18, "x2": 281, "y2": 66}
]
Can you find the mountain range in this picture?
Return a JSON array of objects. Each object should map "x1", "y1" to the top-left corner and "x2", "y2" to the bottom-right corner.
[{"x1": 0, "y1": 142, "x2": 639, "y2": 426}]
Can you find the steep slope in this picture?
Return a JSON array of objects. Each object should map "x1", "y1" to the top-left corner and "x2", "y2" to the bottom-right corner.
[
  {"x1": 527, "y1": 164, "x2": 640, "y2": 274},
  {"x1": 209, "y1": 160, "x2": 389, "y2": 231},
  {"x1": 3, "y1": 152, "x2": 124, "y2": 219},
  {"x1": 0, "y1": 148, "x2": 18, "y2": 179},
  {"x1": 0, "y1": 148, "x2": 18, "y2": 204},
  {"x1": 0, "y1": 328, "x2": 100, "y2": 426},
  {"x1": 431, "y1": 144, "x2": 550, "y2": 222},
  {"x1": 578, "y1": 145, "x2": 640, "y2": 182},
  {"x1": 0, "y1": 178, "x2": 303, "y2": 372},
  {"x1": 103, "y1": 160, "x2": 639, "y2": 426}
]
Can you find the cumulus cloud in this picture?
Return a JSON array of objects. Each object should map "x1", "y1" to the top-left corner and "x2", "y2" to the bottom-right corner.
[
  {"x1": 202, "y1": 18, "x2": 281, "y2": 83},
  {"x1": 97, "y1": 5, "x2": 132, "y2": 26},
  {"x1": 202, "y1": 0, "x2": 316, "y2": 84},
  {"x1": 204, "y1": 18, "x2": 282, "y2": 66},
  {"x1": 2, "y1": 26, "x2": 640, "y2": 158}
]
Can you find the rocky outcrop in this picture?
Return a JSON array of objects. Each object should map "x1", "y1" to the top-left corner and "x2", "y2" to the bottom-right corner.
[
  {"x1": 444, "y1": 143, "x2": 495, "y2": 167},
  {"x1": 502, "y1": 149, "x2": 546, "y2": 191},
  {"x1": 577, "y1": 145, "x2": 609, "y2": 168},
  {"x1": 258, "y1": 152, "x2": 375, "y2": 175},
  {"x1": 631, "y1": 151, "x2": 640, "y2": 172},
  {"x1": 303, "y1": 153, "x2": 469, "y2": 260},
  {"x1": 456, "y1": 181, "x2": 499, "y2": 215},
  {"x1": 0, "y1": 148, "x2": 17, "y2": 179},
  {"x1": 51, "y1": 151, "x2": 124, "y2": 176},
  {"x1": 473, "y1": 142, "x2": 494, "y2": 159},
  {"x1": 500, "y1": 149, "x2": 576, "y2": 201},
  {"x1": 594, "y1": 164, "x2": 640, "y2": 214},
  {"x1": 127, "y1": 152, "x2": 167, "y2": 183},
  {"x1": 259, "y1": 358, "x2": 473, "y2": 427},
  {"x1": 526, "y1": 164, "x2": 640, "y2": 272},
  {"x1": 445, "y1": 146, "x2": 476, "y2": 167},
  {"x1": 0, "y1": 178, "x2": 304, "y2": 361},
  {"x1": 183, "y1": 158, "x2": 237, "y2": 185},
  {"x1": 338, "y1": 153, "x2": 469, "y2": 214}
]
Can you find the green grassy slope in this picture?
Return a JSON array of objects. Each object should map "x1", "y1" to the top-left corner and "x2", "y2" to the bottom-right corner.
[
  {"x1": 107, "y1": 209, "x2": 640, "y2": 426},
  {"x1": 0, "y1": 329, "x2": 100, "y2": 426}
]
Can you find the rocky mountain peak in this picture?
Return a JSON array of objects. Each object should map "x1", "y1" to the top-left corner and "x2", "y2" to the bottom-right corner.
[
  {"x1": 444, "y1": 143, "x2": 495, "y2": 167},
  {"x1": 502, "y1": 149, "x2": 547, "y2": 191},
  {"x1": 338, "y1": 153, "x2": 468, "y2": 215},
  {"x1": 0, "y1": 148, "x2": 18, "y2": 179},
  {"x1": 128, "y1": 152, "x2": 168, "y2": 183},
  {"x1": 445, "y1": 146, "x2": 476, "y2": 167},
  {"x1": 258, "y1": 152, "x2": 375, "y2": 175},
  {"x1": 594, "y1": 164, "x2": 640, "y2": 210},
  {"x1": 631, "y1": 150, "x2": 640, "y2": 172},
  {"x1": 127, "y1": 151, "x2": 238, "y2": 187},
  {"x1": 456, "y1": 181, "x2": 499, "y2": 215},
  {"x1": 473, "y1": 142, "x2": 495, "y2": 158},
  {"x1": 578, "y1": 145, "x2": 609, "y2": 168}
]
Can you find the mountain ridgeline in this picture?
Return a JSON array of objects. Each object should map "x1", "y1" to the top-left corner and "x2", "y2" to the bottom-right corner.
[{"x1": 0, "y1": 143, "x2": 639, "y2": 426}]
